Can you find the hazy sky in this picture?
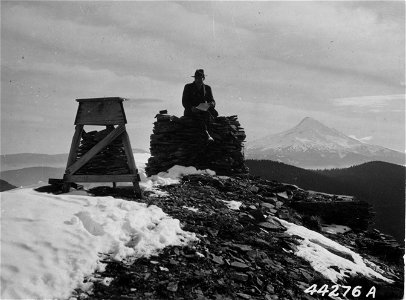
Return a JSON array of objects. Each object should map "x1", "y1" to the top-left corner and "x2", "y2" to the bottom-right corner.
[{"x1": 1, "y1": 1, "x2": 405, "y2": 154}]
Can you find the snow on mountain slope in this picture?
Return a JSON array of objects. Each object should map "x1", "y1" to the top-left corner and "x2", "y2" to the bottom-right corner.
[
  {"x1": 250, "y1": 117, "x2": 373, "y2": 152},
  {"x1": 245, "y1": 117, "x2": 405, "y2": 168}
]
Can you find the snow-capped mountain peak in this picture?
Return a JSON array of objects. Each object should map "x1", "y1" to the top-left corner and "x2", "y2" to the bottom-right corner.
[
  {"x1": 248, "y1": 117, "x2": 360, "y2": 151},
  {"x1": 294, "y1": 116, "x2": 330, "y2": 131},
  {"x1": 246, "y1": 117, "x2": 405, "y2": 168}
]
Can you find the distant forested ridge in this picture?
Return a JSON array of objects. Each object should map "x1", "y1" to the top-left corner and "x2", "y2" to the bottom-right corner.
[
  {"x1": 246, "y1": 159, "x2": 405, "y2": 244},
  {"x1": 0, "y1": 167, "x2": 65, "y2": 188}
]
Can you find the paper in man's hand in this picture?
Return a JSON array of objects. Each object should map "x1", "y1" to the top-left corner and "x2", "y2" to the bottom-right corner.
[{"x1": 195, "y1": 102, "x2": 210, "y2": 111}]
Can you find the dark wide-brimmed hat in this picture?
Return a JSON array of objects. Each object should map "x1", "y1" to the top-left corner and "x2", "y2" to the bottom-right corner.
[{"x1": 192, "y1": 69, "x2": 206, "y2": 78}]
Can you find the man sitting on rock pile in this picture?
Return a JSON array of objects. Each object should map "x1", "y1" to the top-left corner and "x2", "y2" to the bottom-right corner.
[{"x1": 182, "y1": 69, "x2": 218, "y2": 142}]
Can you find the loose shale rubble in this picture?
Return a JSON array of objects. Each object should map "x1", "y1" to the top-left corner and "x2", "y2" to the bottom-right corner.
[
  {"x1": 74, "y1": 174, "x2": 404, "y2": 300},
  {"x1": 145, "y1": 112, "x2": 248, "y2": 176}
]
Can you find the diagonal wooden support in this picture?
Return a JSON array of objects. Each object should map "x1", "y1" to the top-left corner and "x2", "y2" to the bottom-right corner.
[
  {"x1": 66, "y1": 124, "x2": 126, "y2": 175},
  {"x1": 62, "y1": 125, "x2": 84, "y2": 192},
  {"x1": 66, "y1": 125, "x2": 84, "y2": 169},
  {"x1": 122, "y1": 130, "x2": 143, "y2": 198}
]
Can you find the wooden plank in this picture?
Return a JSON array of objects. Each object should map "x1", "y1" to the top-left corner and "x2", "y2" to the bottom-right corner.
[
  {"x1": 49, "y1": 178, "x2": 64, "y2": 185},
  {"x1": 122, "y1": 131, "x2": 139, "y2": 176},
  {"x1": 50, "y1": 178, "x2": 83, "y2": 190},
  {"x1": 62, "y1": 182, "x2": 71, "y2": 193},
  {"x1": 63, "y1": 124, "x2": 83, "y2": 192},
  {"x1": 65, "y1": 174, "x2": 138, "y2": 182},
  {"x1": 75, "y1": 100, "x2": 126, "y2": 125},
  {"x1": 76, "y1": 97, "x2": 125, "y2": 103},
  {"x1": 76, "y1": 119, "x2": 125, "y2": 126},
  {"x1": 122, "y1": 130, "x2": 143, "y2": 199},
  {"x1": 65, "y1": 125, "x2": 83, "y2": 170},
  {"x1": 119, "y1": 101, "x2": 128, "y2": 124},
  {"x1": 66, "y1": 125, "x2": 126, "y2": 175}
]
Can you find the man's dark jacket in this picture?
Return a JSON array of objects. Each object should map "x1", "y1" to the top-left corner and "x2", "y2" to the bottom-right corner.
[{"x1": 182, "y1": 83, "x2": 217, "y2": 117}]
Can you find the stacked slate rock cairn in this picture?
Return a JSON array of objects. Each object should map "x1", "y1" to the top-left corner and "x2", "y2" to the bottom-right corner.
[
  {"x1": 75, "y1": 128, "x2": 131, "y2": 175},
  {"x1": 145, "y1": 111, "x2": 248, "y2": 176}
]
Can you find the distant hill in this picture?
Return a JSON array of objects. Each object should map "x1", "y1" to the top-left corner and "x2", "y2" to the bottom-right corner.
[
  {"x1": 245, "y1": 159, "x2": 337, "y2": 188},
  {"x1": 317, "y1": 161, "x2": 405, "y2": 245},
  {"x1": 246, "y1": 159, "x2": 405, "y2": 243},
  {"x1": 1, "y1": 151, "x2": 149, "y2": 171},
  {"x1": 0, "y1": 179, "x2": 17, "y2": 192},
  {"x1": 0, "y1": 167, "x2": 65, "y2": 188},
  {"x1": 245, "y1": 117, "x2": 405, "y2": 169},
  {"x1": 0, "y1": 151, "x2": 149, "y2": 187},
  {"x1": 1, "y1": 153, "x2": 68, "y2": 171}
]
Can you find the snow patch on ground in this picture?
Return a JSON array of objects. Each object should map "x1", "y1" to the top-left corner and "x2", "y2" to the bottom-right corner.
[
  {"x1": 133, "y1": 153, "x2": 216, "y2": 196},
  {"x1": 276, "y1": 218, "x2": 393, "y2": 284},
  {"x1": 145, "y1": 165, "x2": 215, "y2": 187},
  {"x1": 321, "y1": 224, "x2": 352, "y2": 234},
  {"x1": 0, "y1": 152, "x2": 220, "y2": 299},
  {"x1": 0, "y1": 164, "x2": 207, "y2": 299},
  {"x1": 222, "y1": 200, "x2": 242, "y2": 210},
  {"x1": 183, "y1": 206, "x2": 199, "y2": 212},
  {"x1": 1, "y1": 189, "x2": 197, "y2": 299}
]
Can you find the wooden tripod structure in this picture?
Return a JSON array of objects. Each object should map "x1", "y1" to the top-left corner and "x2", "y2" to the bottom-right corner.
[{"x1": 61, "y1": 97, "x2": 142, "y2": 198}]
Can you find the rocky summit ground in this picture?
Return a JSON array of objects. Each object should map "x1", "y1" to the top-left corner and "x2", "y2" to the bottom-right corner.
[{"x1": 72, "y1": 174, "x2": 404, "y2": 300}]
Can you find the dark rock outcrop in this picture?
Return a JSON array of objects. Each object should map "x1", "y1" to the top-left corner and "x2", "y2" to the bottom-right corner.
[
  {"x1": 289, "y1": 197, "x2": 374, "y2": 231},
  {"x1": 145, "y1": 112, "x2": 248, "y2": 176}
]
